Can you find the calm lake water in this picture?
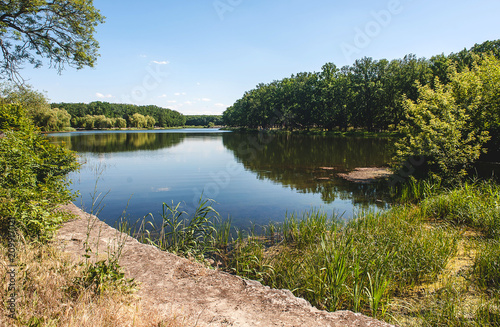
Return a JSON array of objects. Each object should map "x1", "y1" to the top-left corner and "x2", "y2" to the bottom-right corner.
[{"x1": 48, "y1": 129, "x2": 393, "y2": 229}]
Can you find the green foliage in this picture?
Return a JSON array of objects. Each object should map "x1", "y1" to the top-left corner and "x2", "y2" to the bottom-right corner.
[
  {"x1": 0, "y1": 0, "x2": 105, "y2": 81},
  {"x1": 222, "y1": 49, "x2": 432, "y2": 131},
  {"x1": 394, "y1": 80, "x2": 490, "y2": 179},
  {"x1": 136, "y1": 198, "x2": 219, "y2": 258},
  {"x1": 72, "y1": 259, "x2": 136, "y2": 296},
  {"x1": 185, "y1": 115, "x2": 222, "y2": 126},
  {"x1": 223, "y1": 40, "x2": 500, "y2": 171},
  {"x1": 128, "y1": 113, "x2": 155, "y2": 128},
  {"x1": 0, "y1": 103, "x2": 32, "y2": 131},
  {"x1": 1, "y1": 83, "x2": 71, "y2": 131},
  {"x1": 114, "y1": 117, "x2": 127, "y2": 128},
  {"x1": 54, "y1": 101, "x2": 185, "y2": 128},
  {"x1": 0, "y1": 103, "x2": 79, "y2": 240}
]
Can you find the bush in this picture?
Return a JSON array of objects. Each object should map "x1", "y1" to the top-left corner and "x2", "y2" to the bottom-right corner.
[
  {"x1": 0, "y1": 104, "x2": 79, "y2": 240},
  {"x1": 393, "y1": 79, "x2": 490, "y2": 180}
]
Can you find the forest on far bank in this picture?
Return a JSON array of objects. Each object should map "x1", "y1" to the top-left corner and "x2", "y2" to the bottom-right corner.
[
  {"x1": 222, "y1": 39, "x2": 500, "y2": 176},
  {"x1": 1, "y1": 85, "x2": 225, "y2": 131}
]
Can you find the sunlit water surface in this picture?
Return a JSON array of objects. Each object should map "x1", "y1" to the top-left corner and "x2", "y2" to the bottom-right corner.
[{"x1": 48, "y1": 129, "x2": 394, "y2": 229}]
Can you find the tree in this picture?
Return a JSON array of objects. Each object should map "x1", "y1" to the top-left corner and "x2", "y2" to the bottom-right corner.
[
  {"x1": 393, "y1": 78, "x2": 490, "y2": 180},
  {"x1": 0, "y1": 0, "x2": 105, "y2": 82},
  {"x1": 1, "y1": 83, "x2": 72, "y2": 131},
  {"x1": 129, "y1": 113, "x2": 146, "y2": 128},
  {"x1": 145, "y1": 115, "x2": 155, "y2": 128},
  {"x1": 115, "y1": 117, "x2": 126, "y2": 129}
]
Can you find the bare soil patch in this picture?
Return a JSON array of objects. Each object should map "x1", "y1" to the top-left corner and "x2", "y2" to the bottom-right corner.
[
  {"x1": 55, "y1": 203, "x2": 395, "y2": 327},
  {"x1": 337, "y1": 167, "x2": 393, "y2": 184}
]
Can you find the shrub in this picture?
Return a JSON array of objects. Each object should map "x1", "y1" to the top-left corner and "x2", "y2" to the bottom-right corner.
[
  {"x1": 0, "y1": 104, "x2": 79, "y2": 240},
  {"x1": 393, "y1": 79, "x2": 490, "y2": 180}
]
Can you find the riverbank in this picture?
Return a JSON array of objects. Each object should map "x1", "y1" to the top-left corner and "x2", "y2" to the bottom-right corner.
[
  {"x1": 42, "y1": 125, "x2": 222, "y2": 134},
  {"x1": 128, "y1": 179, "x2": 500, "y2": 326},
  {"x1": 2, "y1": 181, "x2": 499, "y2": 326},
  {"x1": 225, "y1": 127, "x2": 401, "y2": 138},
  {"x1": 51, "y1": 203, "x2": 393, "y2": 326}
]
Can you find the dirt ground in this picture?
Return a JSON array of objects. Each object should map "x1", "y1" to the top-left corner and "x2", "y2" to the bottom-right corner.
[
  {"x1": 337, "y1": 167, "x2": 393, "y2": 184},
  {"x1": 56, "y1": 203, "x2": 395, "y2": 327}
]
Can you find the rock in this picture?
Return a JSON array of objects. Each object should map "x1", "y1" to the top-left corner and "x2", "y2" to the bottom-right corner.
[{"x1": 56, "y1": 203, "x2": 397, "y2": 327}]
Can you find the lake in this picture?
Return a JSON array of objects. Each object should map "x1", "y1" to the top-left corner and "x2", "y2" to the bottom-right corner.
[{"x1": 48, "y1": 129, "x2": 393, "y2": 229}]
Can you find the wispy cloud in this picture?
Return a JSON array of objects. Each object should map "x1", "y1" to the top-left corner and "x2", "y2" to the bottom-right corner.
[
  {"x1": 201, "y1": 98, "x2": 211, "y2": 102},
  {"x1": 214, "y1": 103, "x2": 228, "y2": 108},
  {"x1": 151, "y1": 60, "x2": 170, "y2": 65},
  {"x1": 167, "y1": 100, "x2": 177, "y2": 103},
  {"x1": 174, "y1": 92, "x2": 187, "y2": 96},
  {"x1": 96, "y1": 92, "x2": 114, "y2": 99},
  {"x1": 158, "y1": 94, "x2": 167, "y2": 98}
]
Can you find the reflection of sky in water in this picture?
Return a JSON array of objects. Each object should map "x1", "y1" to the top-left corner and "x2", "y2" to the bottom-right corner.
[{"x1": 51, "y1": 130, "x2": 392, "y2": 229}]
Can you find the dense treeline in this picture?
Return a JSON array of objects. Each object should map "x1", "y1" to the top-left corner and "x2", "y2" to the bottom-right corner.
[
  {"x1": 223, "y1": 40, "x2": 500, "y2": 178},
  {"x1": 52, "y1": 101, "x2": 186, "y2": 128},
  {"x1": 185, "y1": 115, "x2": 223, "y2": 127},
  {"x1": 223, "y1": 40, "x2": 500, "y2": 132}
]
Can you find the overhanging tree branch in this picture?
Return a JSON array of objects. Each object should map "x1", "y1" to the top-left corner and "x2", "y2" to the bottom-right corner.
[{"x1": 0, "y1": 0, "x2": 105, "y2": 83}]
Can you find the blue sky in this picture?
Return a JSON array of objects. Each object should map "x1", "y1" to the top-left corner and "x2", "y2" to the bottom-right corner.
[{"x1": 22, "y1": 0, "x2": 500, "y2": 115}]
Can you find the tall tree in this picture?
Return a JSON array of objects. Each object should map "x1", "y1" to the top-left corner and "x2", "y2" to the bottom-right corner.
[{"x1": 0, "y1": 0, "x2": 105, "y2": 82}]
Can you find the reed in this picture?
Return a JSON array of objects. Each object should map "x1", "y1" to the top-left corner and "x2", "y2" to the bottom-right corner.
[{"x1": 132, "y1": 180, "x2": 500, "y2": 325}]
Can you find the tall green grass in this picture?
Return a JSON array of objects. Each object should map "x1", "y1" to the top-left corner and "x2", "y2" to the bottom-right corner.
[
  {"x1": 420, "y1": 180, "x2": 500, "y2": 238},
  {"x1": 134, "y1": 198, "x2": 221, "y2": 259},
  {"x1": 130, "y1": 180, "x2": 500, "y2": 325},
  {"x1": 212, "y1": 207, "x2": 458, "y2": 319}
]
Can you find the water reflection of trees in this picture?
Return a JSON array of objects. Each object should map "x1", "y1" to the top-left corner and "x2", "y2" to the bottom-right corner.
[
  {"x1": 223, "y1": 132, "x2": 393, "y2": 207},
  {"x1": 50, "y1": 132, "x2": 186, "y2": 153}
]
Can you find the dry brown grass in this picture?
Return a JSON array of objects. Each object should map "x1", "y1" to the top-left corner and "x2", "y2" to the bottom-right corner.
[{"x1": 0, "y1": 238, "x2": 189, "y2": 327}]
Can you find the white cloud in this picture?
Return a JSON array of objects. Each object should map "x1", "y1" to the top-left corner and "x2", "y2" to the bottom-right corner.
[
  {"x1": 151, "y1": 60, "x2": 170, "y2": 65},
  {"x1": 167, "y1": 100, "x2": 177, "y2": 103},
  {"x1": 184, "y1": 101, "x2": 195, "y2": 105},
  {"x1": 96, "y1": 92, "x2": 114, "y2": 99},
  {"x1": 202, "y1": 98, "x2": 211, "y2": 102},
  {"x1": 158, "y1": 94, "x2": 167, "y2": 98},
  {"x1": 214, "y1": 103, "x2": 228, "y2": 108},
  {"x1": 174, "y1": 92, "x2": 187, "y2": 96}
]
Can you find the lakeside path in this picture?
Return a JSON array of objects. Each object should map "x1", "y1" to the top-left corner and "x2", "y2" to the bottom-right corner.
[{"x1": 56, "y1": 203, "x2": 395, "y2": 327}]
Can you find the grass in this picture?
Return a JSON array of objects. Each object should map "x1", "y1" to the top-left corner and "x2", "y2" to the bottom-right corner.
[
  {"x1": 132, "y1": 179, "x2": 500, "y2": 326},
  {"x1": 0, "y1": 238, "x2": 187, "y2": 327}
]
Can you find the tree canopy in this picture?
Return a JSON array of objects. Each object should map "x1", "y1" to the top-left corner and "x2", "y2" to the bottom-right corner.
[
  {"x1": 53, "y1": 101, "x2": 186, "y2": 128},
  {"x1": 0, "y1": 0, "x2": 105, "y2": 82},
  {"x1": 223, "y1": 40, "x2": 500, "y2": 134}
]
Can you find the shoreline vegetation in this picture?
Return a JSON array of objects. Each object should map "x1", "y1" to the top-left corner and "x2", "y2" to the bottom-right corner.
[
  {"x1": 1, "y1": 39, "x2": 500, "y2": 325},
  {"x1": 129, "y1": 179, "x2": 500, "y2": 326}
]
